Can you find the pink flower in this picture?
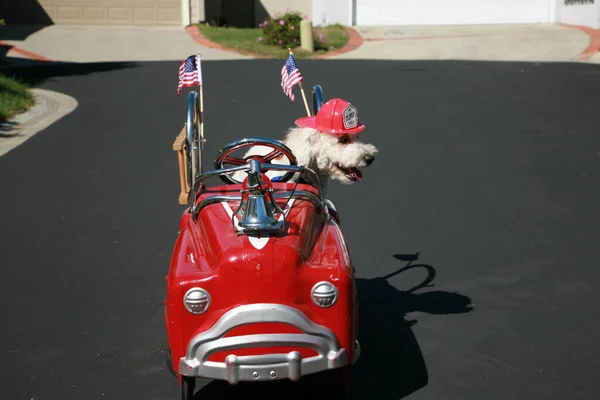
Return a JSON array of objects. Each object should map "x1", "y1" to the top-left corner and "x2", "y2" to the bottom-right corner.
[
  {"x1": 263, "y1": 20, "x2": 268, "y2": 25},
  {"x1": 290, "y1": 25, "x2": 295, "y2": 30},
  {"x1": 278, "y1": 40, "x2": 283, "y2": 44},
  {"x1": 319, "y1": 32, "x2": 323, "y2": 41},
  {"x1": 279, "y1": 20, "x2": 285, "y2": 25},
  {"x1": 304, "y1": 16, "x2": 308, "y2": 20},
  {"x1": 257, "y1": 36, "x2": 263, "y2": 42},
  {"x1": 293, "y1": 39, "x2": 297, "y2": 43}
]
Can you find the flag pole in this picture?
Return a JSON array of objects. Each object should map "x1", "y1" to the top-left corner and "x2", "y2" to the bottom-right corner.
[
  {"x1": 199, "y1": 84, "x2": 204, "y2": 150},
  {"x1": 197, "y1": 55, "x2": 205, "y2": 153},
  {"x1": 298, "y1": 82, "x2": 311, "y2": 117},
  {"x1": 289, "y1": 48, "x2": 311, "y2": 117}
]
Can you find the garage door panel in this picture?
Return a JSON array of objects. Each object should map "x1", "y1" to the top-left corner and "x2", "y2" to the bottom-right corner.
[
  {"x1": 39, "y1": 0, "x2": 182, "y2": 25},
  {"x1": 84, "y1": 7, "x2": 108, "y2": 22},
  {"x1": 356, "y1": 0, "x2": 550, "y2": 26},
  {"x1": 157, "y1": 6, "x2": 181, "y2": 23}
]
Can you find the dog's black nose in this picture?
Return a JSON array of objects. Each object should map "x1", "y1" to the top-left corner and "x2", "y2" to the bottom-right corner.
[{"x1": 364, "y1": 154, "x2": 375, "y2": 166}]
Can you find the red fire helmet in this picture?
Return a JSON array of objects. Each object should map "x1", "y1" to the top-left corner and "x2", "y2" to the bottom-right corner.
[{"x1": 295, "y1": 98, "x2": 366, "y2": 135}]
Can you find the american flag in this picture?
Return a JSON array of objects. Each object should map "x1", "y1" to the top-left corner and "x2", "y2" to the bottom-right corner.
[
  {"x1": 177, "y1": 55, "x2": 202, "y2": 95},
  {"x1": 281, "y1": 53, "x2": 303, "y2": 101}
]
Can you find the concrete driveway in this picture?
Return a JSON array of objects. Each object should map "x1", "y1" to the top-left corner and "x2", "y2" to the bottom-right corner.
[
  {"x1": 0, "y1": 24, "x2": 250, "y2": 63},
  {"x1": 330, "y1": 23, "x2": 595, "y2": 62},
  {"x1": 0, "y1": 23, "x2": 598, "y2": 63}
]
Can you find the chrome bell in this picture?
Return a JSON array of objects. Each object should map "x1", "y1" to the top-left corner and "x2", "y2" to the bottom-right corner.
[
  {"x1": 236, "y1": 159, "x2": 284, "y2": 232},
  {"x1": 238, "y1": 193, "x2": 281, "y2": 231}
]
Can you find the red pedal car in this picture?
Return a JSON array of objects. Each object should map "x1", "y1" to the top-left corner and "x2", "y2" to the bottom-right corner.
[{"x1": 165, "y1": 86, "x2": 359, "y2": 399}]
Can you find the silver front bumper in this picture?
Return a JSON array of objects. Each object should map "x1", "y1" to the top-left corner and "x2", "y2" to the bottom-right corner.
[{"x1": 179, "y1": 303, "x2": 359, "y2": 384}]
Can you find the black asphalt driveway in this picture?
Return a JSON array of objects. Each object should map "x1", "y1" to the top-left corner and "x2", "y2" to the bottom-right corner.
[{"x1": 1, "y1": 59, "x2": 600, "y2": 400}]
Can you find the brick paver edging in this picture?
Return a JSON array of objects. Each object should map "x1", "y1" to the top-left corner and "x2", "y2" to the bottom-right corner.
[
  {"x1": 185, "y1": 25, "x2": 268, "y2": 58},
  {"x1": 560, "y1": 23, "x2": 600, "y2": 61},
  {"x1": 0, "y1": 41, "x2": 52, "y2": 62}
]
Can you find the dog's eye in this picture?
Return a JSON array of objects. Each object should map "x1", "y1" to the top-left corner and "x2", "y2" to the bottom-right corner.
[{"x1": 338, "y1": 135, "x2": 350, "y2": 144}]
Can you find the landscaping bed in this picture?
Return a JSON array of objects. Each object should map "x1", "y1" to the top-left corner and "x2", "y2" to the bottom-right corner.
[
  {"x1": 196, "y1": 11, "x2": 349, "y2": 59},
  {"x1": 0, "y1": 73, "x2": 35, "y2": 123}
]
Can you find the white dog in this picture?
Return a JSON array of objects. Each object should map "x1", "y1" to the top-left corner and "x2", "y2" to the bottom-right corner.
[{"x1": 232, "y1": 98, "x2": 378, "y2": 199}]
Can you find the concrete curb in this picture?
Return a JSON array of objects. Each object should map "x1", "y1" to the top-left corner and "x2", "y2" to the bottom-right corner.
[
  {"x1": 185, "y1": 24, "x2": 364, "y2": 60},
  {"x1": 0, "y1": 89, "x2": 78, "y2": 158},
  {"x1": 0, "y1": 41, "x2": 52, "y2": 62},
  {"x1": 560, "y1": 23, "x2": 600, "y2": 61}
]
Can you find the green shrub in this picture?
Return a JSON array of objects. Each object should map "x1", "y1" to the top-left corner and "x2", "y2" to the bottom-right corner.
[
  {"x1": 257, "y1": 10, "x2": 304, "y2": 49},
  {"x1": 314, "y1": 31, "x2": 326, "y2": 50}
]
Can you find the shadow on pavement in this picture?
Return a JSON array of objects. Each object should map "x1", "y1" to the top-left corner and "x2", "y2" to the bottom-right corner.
[
  {"x1": 352, "y1": 253, "x2": 473, "y2": 399},
  {"x1": 0, "y1": 120, "x2": 19, "y2": 136},
  {"x1": 0, "y1": 60, "x2": 140, "y2": 88},
  {"x1": 1, "y1": 17, "x2": 138, "y2": 82},
  {"x1": 0, "y1": 24, "x2": 51, "y2": 42},
  {"x1": 0, "y1": 58, "x2": 139, "y2": 124},
  {"x1": 0, "y1": 26, "x2": 48, "y2": 69},
  {"x1": 189, "y1": 253, "x2": 474, "y2": 399}
]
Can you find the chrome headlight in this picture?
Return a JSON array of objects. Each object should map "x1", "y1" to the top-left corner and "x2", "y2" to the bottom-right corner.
[
  {"x1": 311, "y1": 281, "x2": 338, "y2": 307},
  {"x1": 183, "y1": 288, "x2": 211, "y2": 314}
]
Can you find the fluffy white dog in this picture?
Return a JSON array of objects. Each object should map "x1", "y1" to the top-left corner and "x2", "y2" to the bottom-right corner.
[{"x1": 232, "y1": 98, "x2": 378, "y2": 199}]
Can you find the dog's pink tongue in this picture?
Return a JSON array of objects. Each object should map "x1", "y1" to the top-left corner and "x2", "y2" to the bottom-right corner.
[{"x1": 349, "y1": 168, "x2": 362, "y2": 181}]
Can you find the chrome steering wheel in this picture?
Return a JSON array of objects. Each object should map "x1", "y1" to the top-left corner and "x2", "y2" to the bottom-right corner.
[{"x1": 213, "y1": 137, "x2": 298, "y2": 184}]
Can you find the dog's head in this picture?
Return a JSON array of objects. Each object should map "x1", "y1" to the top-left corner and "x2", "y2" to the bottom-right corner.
[
  {"x1": 315, "y1": 131, "x2": 378, "y2": 185},
  {"x1": 290, "y1": 98, "x2": 378, "y2": 185},
  {"x1": 283, "y1": 127, "x2": 378, "y2": 185}
]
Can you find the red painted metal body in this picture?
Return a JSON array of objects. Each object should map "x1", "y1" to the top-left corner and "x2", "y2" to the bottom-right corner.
[{"x1": 164, "y1": 180, "x2": 358, "y2": 377}]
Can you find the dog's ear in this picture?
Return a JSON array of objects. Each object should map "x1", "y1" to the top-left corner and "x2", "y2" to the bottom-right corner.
[{"x1": 282, "y1": 127, "x2": 317, "y2": 167}]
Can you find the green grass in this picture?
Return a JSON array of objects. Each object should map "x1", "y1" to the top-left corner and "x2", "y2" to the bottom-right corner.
[
  {"x1": 196, "y1": 23, "x2": 349, "y2": 59},
  {"x1": 0, "y1": 73, "x2": 35, "y2": 122}
]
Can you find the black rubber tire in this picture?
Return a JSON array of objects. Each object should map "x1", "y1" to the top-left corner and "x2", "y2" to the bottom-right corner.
[
  {"x1": 181, "y1": 376, "x2": 195, "y2": 400},
  {"x1": 335, "y1": 366, "x2": 352, "y2": 400},
  {"x1": 166, "y1": 350, "x2": 177, "y2": 378}
]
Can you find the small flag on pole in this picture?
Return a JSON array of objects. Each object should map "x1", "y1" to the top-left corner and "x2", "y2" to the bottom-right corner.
[
  {"x1": 178, "y1": 55, "x2": 202, "y2": 95},
  {"x1": 281, "y1": 52, "x2": 303, "y2": 101}
]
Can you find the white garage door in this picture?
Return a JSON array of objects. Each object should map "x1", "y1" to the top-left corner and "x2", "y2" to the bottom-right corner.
[
  {"x1": 39, "y1": 0, "x2": 182, "y2": 25},
  {"x1": 356, "y1": 0, "x2": 551, "y2": 26}
]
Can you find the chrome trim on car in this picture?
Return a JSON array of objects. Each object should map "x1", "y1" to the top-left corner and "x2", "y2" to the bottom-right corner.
[
  {"x1": 178, "y1": 303, "x2": 351, "y2": 384},
  {"x1": 193, "y1": 195, "x2": 242, "y2": 217},
  {"x1": 183, "y1": 287, "x2": 211, "y2": 315},
  {"x1": 187, "y1": 145, "x2": 329, "y2": 232},
  {"x1": 191, "y1": 190, "x2": 326, "y2": 220},
  {"x1": 274, "y1": 191, "x2": 324, "y2": 210},
  {"x1": 353, "y1": 340, "x2": 361, "y2": 365},
  {"x1": 192, "y1": 162, "x2": 323, "y2": 200},
  {"x1": 310, "y1": 281, "x2": 338, "y2": 308}
]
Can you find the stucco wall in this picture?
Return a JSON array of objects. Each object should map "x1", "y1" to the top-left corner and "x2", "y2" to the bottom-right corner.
[{"x1": 555, "y1": 0, "x2": 600, "y2": 28}]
